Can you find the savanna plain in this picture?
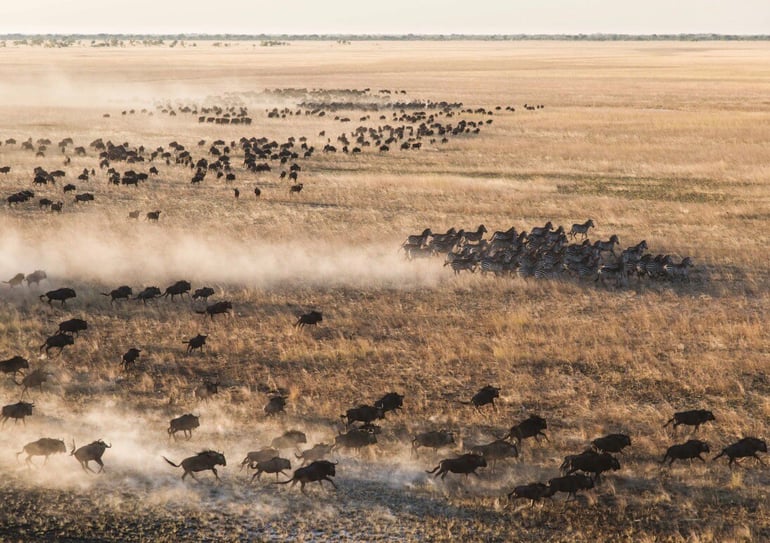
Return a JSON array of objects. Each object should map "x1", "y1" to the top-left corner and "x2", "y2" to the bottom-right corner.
[{"x1": 1, "y1": 41, "x2": 769, "y2": 542}]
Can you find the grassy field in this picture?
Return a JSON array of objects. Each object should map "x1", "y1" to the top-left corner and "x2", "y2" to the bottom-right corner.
[{"x1": 1, "y1": 41, "x2": 770, "y2": 542}]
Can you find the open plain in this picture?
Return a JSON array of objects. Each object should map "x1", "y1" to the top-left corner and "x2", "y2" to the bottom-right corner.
[{"x1": 1, "y1": 40, "x2": 770, "y2": 541}]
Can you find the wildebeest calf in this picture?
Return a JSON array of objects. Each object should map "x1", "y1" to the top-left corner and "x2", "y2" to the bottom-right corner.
[
  {"x1": 661, "y1": 439, "x2": 710, "y2": 465},
  {"x1": 427, "y1": 453, "x2": 487, "y2": 479}
]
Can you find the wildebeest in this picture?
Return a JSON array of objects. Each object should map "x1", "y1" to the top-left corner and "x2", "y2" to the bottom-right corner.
[
  {"x1": 240, "y1": 448, "x2": 280, "y2": 469},
  {"x1": 192, "y1": 287, "x2": 215, "y2": 300},
  {"x1": 128, "y1": 210, "x2": 140, "y2": 219},
  {"x1": 40, "y1": 288, "x2": 77, "y2": 306},
  {"x1": 254, "y1": 187, "x2": 261, "y2": 198},
  {"x1": 50, "y1": 202, "x2": 63, "y2": 213},
  {"x1": 275, "y1": 460, "x2": 337, "y2": 494},
  {"x1": 341, "y1": 405, "x2": 384, "y2": 428},
  {"x1": 25, "y1": 270, "x2": 47, "y2": 287},
  {"x1": 194, "y1": 380, "x2": 219, "y2": 401},
  {"x1": 71, "y1": 439, "x2": 111, "y2": 473},
  {"x1": 164, "y1": 280, "x2": 192, "y2": 300},
  {"x1": 547, "y1": 474, "x2": 594, "y2": 500},
  {"x1": 15, "y1": 368, "x2": 52, "y2": 398},
  {"x1": 503, "y1": 415, "x2": 549, "y2": 445},
  {"x1": 462, "y1": 384, "x2": 500, "y2": 411},
  {"x1": 334, "y1": 429, "x2": 377, "y2": 452},
  {"x1": 507, "y1": 483, "x2": 553, "y2": 506},
  {"x1": 0, "y1": 355, "x2": 29, "y2": 378},
  {"x1": 427, "y1": 453, "x2": 487, "y2": 479},
  {"x1": 661, "y1": 439, "x2": 710, "y2": 465},
  {"x1": 592, "y1": 434, "x2": 632, "y2": 454},
  {"x1": 249, "y1": 456, "x2": 292, "y2": 481},
  {"x1": 561, "y1": 450, "x2": 620, "y2": 482},
  {"x1": 102, "y1": 285, "x2": 132, "y2": 304},
  {"x1": 121, "y1": 348, "x2": 141, "y2": 370},
  {"x1": 265, "y1": 395, "x2": 287, "y2": 416},
  {"x1": 135, "y1": 286, "x2": 162, "y2": 304},
  {"x1": 183, "y1": 334, "x2": 207, "y2": 353},
  {"x1": 40, "y1": 333, "x2": 75, "y2": 355},
  {"x1": 163, "y1": 450, "x2": 226, "y2": 481},
  {"x1": 58, "y1": 318, "x2": 88, "y2": 337},
  {"x1": 295, "y1": 443, "x2": 334, "y2": 466},
  {"x1": 74, "y1": 193, "x2": 94, "y2": 203},
  {"x1": 294, "y1": 310, "x2": 322, "y2": 328},
  {"x1": 3, "y1": 273, "x2": 25, "y2": 288},
  {"x1": 714, "y1": 437, "x2": 767, "y2": 467},
  {"x1": 146, "y1": 210, "x2": 161, "y2": 222},
  {"x1": 289, "y1": 183, "x2": 303, "y2": 194},
  {"x1": 63, "y1": 183, "x2": 77, "y2": 193},
  {"x1": 168, "y1": 414, "x2": 200, "y2": 440},
  {"x1": 412, "y1": 430, "x2": 456, "y2": 455},
  {"x1": 374, "y1": 392, "x2": 404, "y2": 416},
  {"x1": 2, "y1": 401, "x2": 34, "y2": 426},
  {"x1": 468, "y1": 439, "x2": 519, "y2": 467},
  {"x1": 195, "y1": 301, "x2": 232, "y2": 320},
  {"x1": 664, "y1": 409, "x2": 716, "y2": 432},
  {"x1": 17, "y1": 437, "x2": 67, "y2": 465}
]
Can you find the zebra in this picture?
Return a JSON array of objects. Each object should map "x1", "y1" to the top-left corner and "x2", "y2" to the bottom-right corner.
[
  {"x1": 569, "y1": 219, "x2": 595, "y2": 240},
  {"x1": 529, "y1": 221, "x2": 553, "y2": 238},
  {"x1": 490, "y1": 226, "x2": 517, "y2": 243},
  {"x1": 403, "y1": 228, "x2": 432, "y2": 248},
  {"x1": 480, "y1": 255, "x2": 511, "y2": 277},
  {"x1": 461, "y1": 225, "x2": 487, "y2": 243},
  {"x1": 597, "y1": 262, "x2": 626, "y2": 287},
  {"x1": 450, "y1": 257, "x2": 478, "y2": 275},
  {"x1": 664, "y1": 257, "x2": 693, "y2": 282},
  {"x1": 593, "y1": 235, "x2": 620, "y2": 257},
  {"x1": 636, "y1": 254, "x2": 672, "y2": 279}
]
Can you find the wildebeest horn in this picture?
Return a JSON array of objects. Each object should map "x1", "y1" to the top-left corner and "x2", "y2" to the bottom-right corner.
[
  {"x1": 332, "y1": 461, "x2": 339, "y2": 465},
  {"x1": 70, "y1": 439, "x2": 76, "y2": 455},
  {"x1": 106, "y1": 442, "x2": 112, "y2": 448}
]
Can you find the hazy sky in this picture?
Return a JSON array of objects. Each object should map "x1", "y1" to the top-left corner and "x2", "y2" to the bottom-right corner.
[{"x1": 2, "y1": 0, "x2": 769, "y2": 35}]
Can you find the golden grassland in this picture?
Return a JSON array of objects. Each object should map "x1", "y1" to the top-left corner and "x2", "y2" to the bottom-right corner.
[{"x1": 0, "y1": 41, "x2": 769, "y2": 541}]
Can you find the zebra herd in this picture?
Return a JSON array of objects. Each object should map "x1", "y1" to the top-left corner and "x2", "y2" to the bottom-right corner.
[{"x1": 402, "y1": 220, "x2": 695, "y2": 286}]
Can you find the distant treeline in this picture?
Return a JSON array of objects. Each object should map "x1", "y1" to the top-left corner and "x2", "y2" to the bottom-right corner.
[{"x1": 1, "y1": 33, "x2": 769, "y2": 42}]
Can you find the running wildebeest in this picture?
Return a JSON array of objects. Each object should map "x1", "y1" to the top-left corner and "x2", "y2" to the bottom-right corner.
[
  {"x1": 195, "y1": 301, "x2": 232, "y2": 320},
  {"x1": 102, "y1": 285, "x2": 132, "y2": 304},
  {"x1": 74, "y1": 193, "x2": 94, "y2": 203},
  {"x1": 192, "y1": 287, "x2": 215, "y2": 300},
  {"x1": 468, "y1": 439, "x2": 519, "y2": 467},
  {"x1": 661, "y1": 439, "x2": 710, "y2": 465},
  {"x1": 17, "y1": 438, "x2": 67, "y2": 465},
  {"x1": 135, "y1": 286, "x2": 162, "y2": 304},
  {"x1": 592, "y1": 434, "x2": 632, "y2": 454},
  {"x1": 265, "y1": 395, "x2": 287, "y2": 416},
  {"x1": 412, "y1": 430, "x2": 456, "y2": 455},
  {"x1": 503, "y1": 415, "x2": 549, "y2": 445},
  {"x1": 294, "y1": 310, "x2": 322, "y2": 328},
  {"x1": 341, "y1": 405, "x2": 384, "y2": 428},
  {"x1": 1, "y1": 401, "x2": 34, "y2": 426},
  {"x1": 25, "y1": 270, "x2": 47, "y2": 287},
  {"x1": 15, "y1": 368, "x2": 52, "y2": 398},
  {"x1": 561, "y1": 450, "x2": 620, "y2": 482},
  {"x1": 249, "y1": 457, "x2": 292, "y2": 482},
  {"x1": 240, "y1": 448, "x2": 280, "y2": 469},
  {"x1": 184, "y1": 334, "x2": 207, "y2": 353},
  {"x1": 507, "y1": 483, "x2": 553, "y2": 507},
  {"x1": 3, "y1": 273, "x2": 25, "y2": 288},
  {"x1": 461, "y1": 384, "x2": 500, "y2": 411},
  {"x1": 275, "y1": 460, "x2": 337, "y2": 494},
  {"x1": 254, "y1": 187, "x2": 261, "y2": 198},
  {"x1": 40, "y1": 333, "x2": 75, "y2": 355},
  {"x1": 664, "y1": 410, "x2": 716, "y2": 432},
  {"x1": 40, "y1": 288, "x2": 77, "y2": 306},
  {"x1": 121, "y1": 348, "x2": 141, "y2": 370},
  {"x1": 146, "y1": 210, "x2": 161, "y2": 222},
  {"x1": 164, "y1": 280, "x2": 192, "y2": 300},
  {"x1": 547, "y1": 474, "x2": 594, "y2": 501},
  {"x1": 427, "y1": 453, "x2": 487, "y2": 479},
  {"x1": 374, "y1": 392, "x2": 404, "y2": 416},
  {"x1": 289, "y1": 183, "x2": 303, "y2": 195},
  {"x1": 334, "y1": 429, "x2": 377, "y2": 452},
  {"x1": 163, "y1": 450, "x2": 226, "y2": 481},
  {"x1": 271, "y1": 430, "x2": 307, "y2": 450},
  {"x1": 295, "y1": 443, "x2": 334, "y2": 466},
  {"x1": 168, "y1": 414, "x2": 200, "y2": 440},
  {"x1": 714, "y1": 437, "x2": 767, "y2": 468},
  {"x1": 0, "y1": 355, "x2": 29, "y2": 378},
  {"x1": 58, "y1": 318, "x2": 88, "y2": 337}
]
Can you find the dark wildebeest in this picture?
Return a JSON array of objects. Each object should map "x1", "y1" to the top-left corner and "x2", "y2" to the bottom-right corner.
[
  {"x1": 250, "y1": 456, "x2": 292, "y2": 482},
  {"x1": 15, "y1": 368, "x2": 52, "y2": 398},
  {"x1": 427, "y1": 453, "x2": 487, "y2": 480},
  {"x1": 0, "y1": 355, "x2": 29, "y2": 378},
  {"x1": 195, "y1": 301, "x2": 232, "y2": 320},
  {"x1": 664, "y1": 409, "x2": 716, "y2": 432},
  {"x1": 121, "y1": 348, "x2": 141, "y2": 370},
  {"x1": 194, "y1": 380, "x2": 219, "y2": 401},
  {"x1": 163, "y1": 450, "x2": 226, "y2": 481},
  {"x1": 294, "y1": 310, "x2": 322, "y2": 328},
  {"x1": 468, "y1": 439, "x2": 519, "y2": 467},
  {"x1": 714, "y1": 437, "x2": 767, "y2": 468},
  {"x1": 275, "y1": 460, "x2": 337, "y2": 494},
  {"x1": 547, "y1": 474, "x2": 594, "y2": 501},
  {"x1": 71, "y1": 439, "x2": 111, "y2": 473},
  {"x1": 40, "y1": 288, "x2": 77, "y2": 306},
  {"x1": 295, "y1": 443, "x2": 334, "y2": 466},
  {"x1": 168, "y1": 414, "x2": 200, "y2": 440},
  {"x1": 63, "y1": 184, "x2": 77, "y2": 193},
  {"x1": 265, "y1": 396, "x2": 287, "y2": 416},
  {"x1": 1, "y1": 401, "x2": 34, "y2": 426},
  {"x1": 146, "y1": 210, "x2": 161, "y2": 222},
  {"x1": 254, "y1": 187, "x2": 261, "y2": 198},
  {"x1": 271, "y1": 430, "x2": 308, "y2": 450},
  {"x1": 74, "y1": 193, "x2": 94, "y2": 203},
  {"x1": 503, "y1": 415, "x2": 548, "y2": 445},
  {"x1": 40, "y1": 333, "x2": 75, "y2": 355},
  {"x1": 102, "y1": 285, "x2": 132, "y2": 304},
  {"x1": 412, "y1": 430, "x2": 456, "y2": 456},
  {"x1": 289, "y1": 183, "x2": 303, "y2": 195},
  {"x1": 240, "y1": 448, "x2": 280, "y2": 469},
  {"x1": 374, "y1": 392, "x2": 404, "y2": 416},
  {"x1": 58, "y1": 318, "x2": 88, "y2": 337},
  {"x1": 341, "y1": 405, "x2": 384, "y2": 428},
  {"x1": 661, "y1": 439, "x2": 710, "y2": 466},
  {"x1": 3, "y1": 273, "x2": 25, "y2": 288},
  {"x1": 561, "y1": 450, "x2": 620, "y2": 482},
  {"x1": 334, "y1": 429, "x2": 377, "y2": 452},
  {"x1": 17, "y1": 438, "x2": 67, "y2": 465},
  {"x1": 192, "y1": 287, "x2": 215, "y2": 300},
  {"x1": 135, "y1": 286, "x2": 162, "y2": 304},
  {"x1": 26, "y1": 270, "x2": 47, "y2": 287},
  {"x1": 507, "y1": 483, "x2": 553, "y2": 507},
  {"x1": 164, "y1": 280, "x2": 192, "y2": 300},
  {"x1": 183, "y1": 334, "x2": 207, "y2": 353},
  {"x1": 50, "y1": 202, "x2": 63, "y2": 213},
  {"x1": 462, "y1": 384, "x2": 500, "y2": 411},
  {"x1": 592, "y1": 434, "x2": 632, "y2": 454}
]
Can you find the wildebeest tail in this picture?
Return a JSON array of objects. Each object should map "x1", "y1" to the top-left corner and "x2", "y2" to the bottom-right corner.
[
  {"x1": 100, "y1": 292, "x2": 111, "y2": 297},
  {"x1": 273, "y1": 477, "x2": 295, "y2": 485},
  {"x1": 425, "y1": 464, "x2": 441, "y2": 474},
  {"x1": 162, "y1": 456, "x2": 181, "y2": 468},
  {"x1": 194, "y1": 309, "x2": 207, "y2": 315},
  {"x1": 663, "y1": 417, "x2": 675, "y2": 428},
  {"x1": 712, "y1": 450, "x2": 726, "y2": 461}
]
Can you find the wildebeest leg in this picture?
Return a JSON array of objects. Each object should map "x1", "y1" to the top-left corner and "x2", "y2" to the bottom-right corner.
[
  {"x1": 251, "y1": 471, "x2": 260, "y2": 483},
  {"x1": 81, "y1": 461, "x2": 96, "y2": 473},
  {"x1": 696, "y1": 455, "x2": 706, "y2": 462},
  {"x1": 753, "y1": 454, "x2": 765, "y2": 466},
  {"x1": 95, "y1": 459, "x2": 104, "y2": 473},
  {"x1": 300, "y1": 482, "x2": 308, "y2": 495},
  {"x1": 211, "y1": 467, "x2": 219, "y2": 480}
]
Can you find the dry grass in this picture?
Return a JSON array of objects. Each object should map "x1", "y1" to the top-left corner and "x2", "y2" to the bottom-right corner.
[{"x1": 1, "y1": 40, "x2": 770, "y2": 542}]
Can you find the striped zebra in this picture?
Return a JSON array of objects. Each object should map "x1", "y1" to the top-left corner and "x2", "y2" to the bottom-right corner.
[
  {"x1": 529, "y1": 221, "x2": 553, "y2": 238},
  {"x1": 664, "y1": 257, "x2": 693, "y2": 282},
  {"x1": 490, "y1": 226, "x2": 517, "y2": 243},
  {"x1": 480, "y1": 256, "x2": 510, "y2": 277},
  {"x1": 593, "y1": 234, "x2": 619, "y2": 257},
  {"x1": 450, "y1": 257, "x2": 478, "y2": 275},
  {"x1": 597, "y1": 262, "x2": 626, "y2": 287},
  {"x1": 636, "y1": 254, "x2": 672, "y2": 279},
  {"x1": 403, "y1": 228, "x2": 432, "y2": 248},
  {"x1": 461, "y1": 225, "x2": 487, "y2": 243},
  {"x1": 569, "y1": 219, "x2": 595, "y2": 240}
]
